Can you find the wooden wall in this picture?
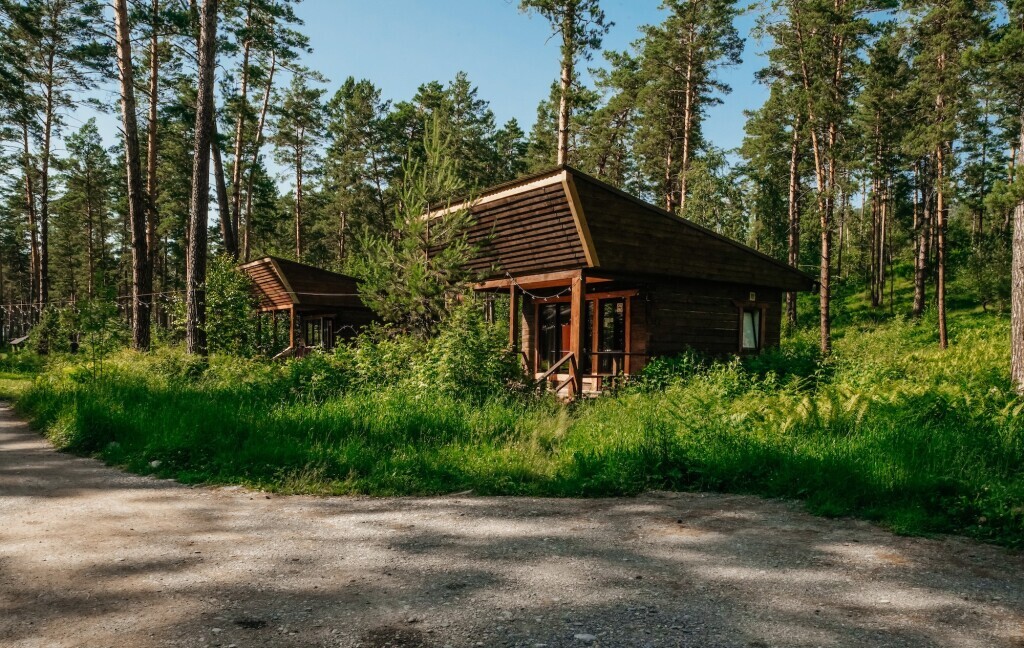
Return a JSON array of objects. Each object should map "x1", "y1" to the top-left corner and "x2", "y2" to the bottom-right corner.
[
  {"x1": 466, "y1": 183, "x2": 588, "y2": 277},
  {"x1": 515, "y1": 280, "x2": 781, "y2": 375},
  {"x1": 639, "y1": 279, "x2": 782, "y2": 357}
]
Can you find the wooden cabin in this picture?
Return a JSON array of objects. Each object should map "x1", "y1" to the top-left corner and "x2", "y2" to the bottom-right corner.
[
  {"x1": 240, "y1": 256, "x2": 375, "y2": 354},
  {"x1": 451, "y1": 166, "x2": 816, "y2": 397}
]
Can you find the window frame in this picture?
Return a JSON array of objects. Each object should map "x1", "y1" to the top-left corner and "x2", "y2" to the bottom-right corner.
[{"x1": 734, "y1": 302, "x2": 769, "y2": 354}]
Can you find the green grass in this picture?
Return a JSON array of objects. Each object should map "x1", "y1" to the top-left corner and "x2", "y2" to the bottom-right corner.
[{"x1": 9, "y1": 279, "x2": 1024, "y2": 549}]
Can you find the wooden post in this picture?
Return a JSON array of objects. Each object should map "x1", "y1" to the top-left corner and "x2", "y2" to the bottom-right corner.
[
  {"x1": 624, "y1": 297, "x2": 632, "y2": 375},
  {"x1": 569, "y1": 270, "x2": 585, "y2": 398},
  {"x1": 289, "y1": 306, "x2": 296, "y2": 349},
  {"x1": 272, "y1": 310, "x2": 279, "y2": 351},
  {"x1": 509, "y1": 284, "x2": 519, "y2": 350},
  {"x1": 255, "y1": 312, "x2": 262, "y2": 352}
]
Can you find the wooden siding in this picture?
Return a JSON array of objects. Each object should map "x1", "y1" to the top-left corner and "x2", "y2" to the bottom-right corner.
[
  {"x1": 572, "y1": 173, "x2": 812, "y2": 292},
  {"x1": 244, "y1": 259, "x2": 293, "y2": 310},
  {"x1": 639, "y1": 280, "x2": 782, "y2": 357},
  {"x1": 271, "y1": 257, "x2": 365, "y2": 309},
  {"x1": 466, "y1": 182, "x2": 588, "y2": 278},
  {"x1": 241, "y1": 257, "x2": 365, "y2": 311}
]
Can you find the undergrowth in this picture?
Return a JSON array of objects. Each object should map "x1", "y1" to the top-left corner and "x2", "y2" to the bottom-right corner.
[{"x1": 9, "y1": 290, "x2": 1024, "y2": 549}]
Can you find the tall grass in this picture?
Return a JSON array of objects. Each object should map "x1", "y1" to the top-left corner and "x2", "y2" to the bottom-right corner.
[{"x1": 11, "y1": 296, "x2": 1024, "y2": 548}]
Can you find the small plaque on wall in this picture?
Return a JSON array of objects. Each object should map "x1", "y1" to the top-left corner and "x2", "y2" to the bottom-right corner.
[{"x1": 749, "y1": 292, "x2": 756, "y2": 302}]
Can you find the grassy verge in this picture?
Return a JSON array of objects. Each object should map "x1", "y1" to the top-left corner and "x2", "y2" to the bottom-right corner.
[{"x1": 9, "y1": 290, "x2": 1024, "y2": 548}]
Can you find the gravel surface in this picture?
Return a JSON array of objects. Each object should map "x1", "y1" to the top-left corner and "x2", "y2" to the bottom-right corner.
[{"x1": 1, "y1": 403, "x2": 1022, "y2": 648}]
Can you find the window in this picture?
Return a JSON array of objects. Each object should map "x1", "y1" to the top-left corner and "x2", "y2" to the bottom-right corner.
[
  {"x1": 741, "y1": 308, "x2": 761, "y2": 352},
  {"x1": 596, "y1": 299, "x2": 625, "y2": 374}
]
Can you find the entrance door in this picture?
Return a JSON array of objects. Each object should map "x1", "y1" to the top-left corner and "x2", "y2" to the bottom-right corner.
[{"x1": 537, "y1": 302, "x2": 572, "y2": 372}]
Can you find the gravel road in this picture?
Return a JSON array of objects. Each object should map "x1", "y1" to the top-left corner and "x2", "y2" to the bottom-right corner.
[{"x1": 1, "y1": 403, "x2": 1022, "y2": 648}]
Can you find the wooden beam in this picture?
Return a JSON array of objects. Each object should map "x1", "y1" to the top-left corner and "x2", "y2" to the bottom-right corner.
[
  {"x1": 569, "y1": 270, "x2": 585, "y2": 398},
  {"x1": 509, "y1": 284, "x2": 519, "y2": 350},
  {"x1": 561, "y1": 171, "x2": 600, "y2": 267},
  {"x1": 474, "y1": 269, "x2": 617, "y2": 292},
  {"x1": 423, "y1": 170, "x2": 564, "y2": 220},
  {"x1": 624, "y1": 296, "x2": 632, "y2": 375},
  {"x1": 289, "y1": 306, "x2": 296, "y2": 349}
]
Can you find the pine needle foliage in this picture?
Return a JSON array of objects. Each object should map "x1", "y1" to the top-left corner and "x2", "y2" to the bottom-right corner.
[{"x1": 353, "y1": 115, "x2": 477, "y2": 338}]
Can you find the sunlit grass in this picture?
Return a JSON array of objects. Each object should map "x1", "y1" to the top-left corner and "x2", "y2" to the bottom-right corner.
[{"x1": 10, "y1": 282, "x2": 1024, "y2": 548}]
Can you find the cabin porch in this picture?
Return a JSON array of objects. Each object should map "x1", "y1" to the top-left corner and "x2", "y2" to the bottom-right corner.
[{"x1": 477, "y1": 269, "x2": 649, "y2": 398}]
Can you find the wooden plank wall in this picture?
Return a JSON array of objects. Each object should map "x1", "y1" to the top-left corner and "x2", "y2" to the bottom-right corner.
[
  {"x1": 274, "y1": 258, "x2": 366, "y2": 309},
  {"x1": 244, "y1": 260, "x2": 293, "y2": 310},
  {"x1": 639, "y1": 280, "x2": 782, "y2": 357},
  {"x1": 574, "y1": 174, "x2": 810, "y2": 292},
  {"x1": 465, "y1": 183, "x2": 588, "y2": 278}
]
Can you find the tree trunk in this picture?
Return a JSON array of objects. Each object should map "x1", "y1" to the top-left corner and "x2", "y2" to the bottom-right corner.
[
  {"x1": 114, "y1": 0, "x2": 152, "y2": 351},
  {"x1": 877, "y1": 179, "x2": 887, "y2": 310},
  {"x1": 338, "y1": 209, "x2": 347, "y2": 265},
  {"x1": 229, "y1": 0, "x2": 253, "y2": 241},
  {"x1": 785, "y1": 114, "x2": 801, "y2": 329},
  {"x1": 146, "y1": 0, "x2": 160, "y2": 282},
  {"x1": 185, "y1": 0, "x2": 218, "y2": 356},
  {"x1": 913, "y1": 157, "x2": 931, "y2": 317},
  {"x1": 85, "y1": 166, "x2": 95, "y2": 299},
  {"x1": 39, "y1": 51, "x2": 55, "y2": 309},
  {"x1": 936, "y1": 141, "x2": 948, "y2": 349},
  {"x1": 211, "y1": 118, "x2": 236, "y2": 256},
  {"x1": 679, "y1": 24, "x2": 695, "y2": 213},
  {"x1": 243, "y1": 50, "x2": 276, "y2": 262},
  {"x1": 294, "y1": 143, "x2": 303, "y2": 261},
  {"x1": 1010, "y1": 117, "x2": 1024, "y2": 392},
  {"x1": 556, "y1": 3, "x2": 575, "y2": 166},
  {"x1": 21, "y1": 122, "x2": 40, "y2": 315}
]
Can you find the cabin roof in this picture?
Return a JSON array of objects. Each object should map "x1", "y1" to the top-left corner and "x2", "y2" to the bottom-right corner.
[
  {"x1": 239, "y1": 256, "x2": 366, "y2": 312},
  {"x1": 442, "y1": 165, "x2": 816, "y2": 293}
]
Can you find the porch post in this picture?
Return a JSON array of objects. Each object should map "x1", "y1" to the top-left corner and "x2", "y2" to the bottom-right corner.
[
  {"x1": 509, "y1": 284, "x2": 519, "y2": 350},
  {"x1": 272, "y1": 311, "x2": 279, "y2": 350},
  {"x1": 289, "y1": 306, "x2": 297, "y2": 349},
  {"x1": 569, "y1": 270, "x2": 586, "y2": 398}
]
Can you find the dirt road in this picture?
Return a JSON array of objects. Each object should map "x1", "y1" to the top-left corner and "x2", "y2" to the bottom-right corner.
[{"x1": 1, "y1": 403, "x2": 1022, "y2": 647}]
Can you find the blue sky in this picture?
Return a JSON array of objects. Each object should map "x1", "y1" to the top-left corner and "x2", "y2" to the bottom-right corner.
[
  {"x1": 294, "y1": 0, "x2": 770, "y2": 154},
  {"x1": 62, "y1": 1, "x2": 773, "y2": 180}
]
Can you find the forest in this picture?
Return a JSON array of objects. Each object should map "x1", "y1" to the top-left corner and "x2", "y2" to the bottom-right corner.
[{"x1": 0, "y1": 0, "x2": 1023, "y2": 548}]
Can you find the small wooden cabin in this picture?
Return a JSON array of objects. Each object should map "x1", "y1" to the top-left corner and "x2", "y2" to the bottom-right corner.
[
  {"x1": 240, "y1": 256, "x2": 375, "y2": 354},
  {"x1": 452, "y1": 166, "x2": 816, "y2": 397}
]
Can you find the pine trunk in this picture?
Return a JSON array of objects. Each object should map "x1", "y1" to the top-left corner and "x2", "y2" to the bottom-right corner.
[
  {"x1": 913, "y1": 158, "x2": 931, "y2": 317},
  {"x1": 243, "y1": 51, "x2": 276, "y2": 262},
  {"x1": 229, "y1": 0, "x2": 253, "y2": 241},
  {"x1": 21, "y1": 122, "x2": 40, "y2": 316},
  {"x1": 294, "y1": 144, "x2": 303, "y2": 261},
  {"x1": 936, "y1": 142, "x2": 948, "y2": 349},
  {"x1": 211, "y1": 119, "x2": 236, "y2": 256},
  {"x1": 785, "y1": 115, "x2": 801, "y2": 329},
  {"x1": 146, "y1": 0, "x2": 160, "y2": 279},
  {"x1": 114, "y1": 0, "x2": 152, "y2": 351},
  {"x1": 1010, "y1": 117, "x2": 1024, "y2": 392},
  {"x1": 185, "y1": 0, "x2": 217, "y2": 356},
  {"x1": 39, "y1": 52, "x2": 54, "y2": 309},
  {"x1": 678, "y1": 25, "x2": 695, "y2": 213},
  {"x1": 556, "y1": 4, "x2": 574, "y2": 166}
]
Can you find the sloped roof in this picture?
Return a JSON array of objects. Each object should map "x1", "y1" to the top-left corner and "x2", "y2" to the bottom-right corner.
[
  {"x1": 239, "y1": 256, "x2": 366, "y2": 311},
  {"x1": 446, "y1": 166, "x2": 815, "y2": 293}
]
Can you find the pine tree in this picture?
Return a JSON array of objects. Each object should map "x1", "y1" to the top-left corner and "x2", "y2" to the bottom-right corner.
[
  {"x1": 114, "y1": 0, "x2": 153, "y2": 350},
  {"x1": 634, "y1": 0, "x2": 743, "y2": 213},
  {"x1": 905, "y1": 0, "x2": 992, "y2": 348},
  {"x1": 185, "y1": 0, "x2": 218, "y2": 355},
  {"x1": 271, "y1": 73, "x2": 325, "y2": 262},
  {"x1": 520, "y1": 0, "x2": 610, "y2": 165},
  {"x1": 353, "y1": 116, "x2": 477, "y2": 338}
]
